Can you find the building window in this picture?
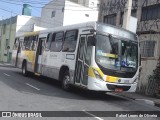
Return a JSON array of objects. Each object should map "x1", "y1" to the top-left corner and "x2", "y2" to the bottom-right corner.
[
  {"x1": 85, "y1": 14, "x2": 89, "y2": 17},
  {"x1": 120, "y1": 9, "x2": 137, "y2": 25},
  {"x1": 5, "y1": 39, "x2": 9, "y2": 49},
  {"x1": 120, "y1": 12, "x2": 124, "y2": 25},
  {"x1": 140, "y1": 41, "x2": 156, "y2": 57},
  {"x1": 51, "y1": 11, "x2": 56, "y2": 18},
  {"x1": 141, "y1": 4, "x2": 160, "y2": 21},
  {"x1": 104, "y1": 14, "x2": 116, "y2": 25},
  {"x1": 62, "y1": 7, "x2": 64, "y2": 12},
  {"x1": 97, "y1": 4, "x2": 100, "y2": 7},
  {"x1": 3, "y1": 24, "x2": 6, "y2": 34},
  {"x1": 131, "y1": 9, "x2": 137, "y2": 17},
  {"x1": 62, "y1": 30, "x2": 78, "y2": 52}
]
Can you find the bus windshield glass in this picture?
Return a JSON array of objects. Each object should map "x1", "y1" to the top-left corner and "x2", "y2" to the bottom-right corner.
[{"x1": 95, "y1": 34, "x2": 138, "y2": 72}]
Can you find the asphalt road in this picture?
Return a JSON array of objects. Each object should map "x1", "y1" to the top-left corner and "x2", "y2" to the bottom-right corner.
[{"x1": 0, "y1": 66, "x2": 159, "y2": 120}]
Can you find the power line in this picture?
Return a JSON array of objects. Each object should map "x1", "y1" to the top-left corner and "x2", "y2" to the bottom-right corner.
[
  {"x1": 0, "y1": 0, "x2": 99, "y2": 11},
  {"x1": 0, "y1": 7, "x2": 17, "y2": 15},
  {"x1": 0, "y1": 6, "x2": 62, "y2": 26},
  {"x1": 1, "y1": 0, "x2": 48, "y2": 5},
  {"x1": 6, "y1": 0, "x2": 49, "y2": 4},
  {"x1": 0, "y1": 0, "x2": 99, "y2": 26}
]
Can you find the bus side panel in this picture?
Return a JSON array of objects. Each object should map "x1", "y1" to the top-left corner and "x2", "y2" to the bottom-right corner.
[
  {"x1": 61, "y1": 52, "x2": 76, "y2": 84},
  {"x1": 41, "y1": 51, "x2": 60, "y2": 80},
  {"x1": 25, "y1": 51, "x2": 36, "y2": 72},
  {"x1": 12, "y1": 50, "x2": 17, "y2": 67},
  {"x1": 41, "y1": 50, "x2": 76, "y2": 82},
  {"x1": 18, "y1": 51, "x2": 36, "y2": 72},
  {"x1": 17, "y1": 52, "x2": 23, "y2": 69}
]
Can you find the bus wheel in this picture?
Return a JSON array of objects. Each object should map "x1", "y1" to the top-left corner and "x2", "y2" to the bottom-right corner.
[
  {"x1": 22, "y1": 62, "x2": 28, "y2": 76},
  {"x1": 62, "y1": 71, "x2": 71, "y2": 91}
]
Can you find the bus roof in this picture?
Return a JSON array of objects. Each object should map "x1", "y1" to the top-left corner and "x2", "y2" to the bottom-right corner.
[
  {"x1": 96, "y1": 23, "x2": 138, "y2": 41},
  {"x1": 16, "y1": 31, "x2": 40, "y2": 37},
  {"x1": 39, "y1": 22, "x2": 97, "y2": 34},
  {"x1": 24, "y1": 31, "x2": 40, "y2": 36},
  {"x1": 38, "y1": 22, "x2": 137, "y2": 40},
  {"x1": 16, "y1": 22, "x2": 137, "y2": 41}
]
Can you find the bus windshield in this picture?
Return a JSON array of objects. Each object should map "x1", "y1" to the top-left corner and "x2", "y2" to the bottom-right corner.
[{"x1": 95, "y1": 34, "x2": 138, "y2": 72}]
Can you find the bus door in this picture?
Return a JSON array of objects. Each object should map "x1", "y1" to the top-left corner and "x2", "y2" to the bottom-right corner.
[
  {"x1": 75, "y1": 35, "x2": 93, "y2": 86},
  {"x1": 34, "y1": 37, "x2": 45, "y2": 74}
]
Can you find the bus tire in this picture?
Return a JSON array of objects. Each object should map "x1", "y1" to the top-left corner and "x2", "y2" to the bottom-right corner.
[
  {"x1": 62, "y1": 71, "x2": 71, "y2": 91},
  {"x1": 22, "y1": 62, "x2": 28, "y2": 76}
]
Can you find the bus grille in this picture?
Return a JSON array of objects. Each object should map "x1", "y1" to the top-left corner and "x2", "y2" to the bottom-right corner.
[{"x1": 107, "y1": 84, "x2": 131, "y2": 91}]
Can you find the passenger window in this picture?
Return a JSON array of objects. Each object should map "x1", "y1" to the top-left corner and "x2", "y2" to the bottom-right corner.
[
  {"x1": 13, "y1": 38, "x2": 19, "y2": 50},
  {"x1": 62, "y1": 30, "x2": 78, "y2": 52},
  {"x1": 27, "y1": 36, "x2": 34, "y2": 50},
  {"x1": 24, "y1": 37, "x2": 30, "y2": 50},
  {"x1": 31, "y1": 36, "x2": 37, "y2": 51},
  {"x1": 86, "y1": 36, "x2": 93, "y2": 65},
  {"x1": 50, "y1": 32, "x2": 64, "y2": 52},
  {"x1": 46, "y1": 33, "x2": 52, "y2": 50}
]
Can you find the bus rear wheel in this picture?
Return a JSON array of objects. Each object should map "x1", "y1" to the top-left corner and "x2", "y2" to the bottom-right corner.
[
  {"x1": 22, "y1": 62, "x2": 28, "y2": 76},
  {"x1": 62, "y1": 71, "x2": 71, "y2": 91}
]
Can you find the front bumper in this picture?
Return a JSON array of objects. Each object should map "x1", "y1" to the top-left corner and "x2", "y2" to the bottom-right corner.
[{"x1": 87, "y1": 76, "x2": 137, "y2": 92}]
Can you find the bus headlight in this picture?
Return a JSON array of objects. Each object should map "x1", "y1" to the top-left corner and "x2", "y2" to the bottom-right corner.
[
  {"x1": 88, "y1": 67, "x2": 104, "y2": 81},
  {"x1": 93, "y1": 69, "x2": 104, "y2": 81}
]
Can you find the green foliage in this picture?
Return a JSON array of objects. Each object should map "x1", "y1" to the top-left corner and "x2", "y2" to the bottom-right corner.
[
  {"x1": 147, "y1": 59, "x2": 160, "y2": 96},
  {"x1": 153, "y1": 62, "x2": 160, "y2": 83}
]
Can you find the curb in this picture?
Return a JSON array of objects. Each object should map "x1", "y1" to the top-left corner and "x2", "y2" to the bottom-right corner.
[
  {"x1": 0, "y1": 64, "x2": 13, "y2": 68},
  {"x1": 155, "y1": 103, "x2": 160, "y2": 108},
  {"x1": 135, "y1": 99, "x2": 155, "y2": 106},
  {"x1": 135, "y1": 99, "x2": 160, "y2": 108},
  {"x1": 112, "y1": 93, "x2": 136, "y2": 100},
  {"x1": 117, "y1": 94, "x2": 160, "y2": 108}
]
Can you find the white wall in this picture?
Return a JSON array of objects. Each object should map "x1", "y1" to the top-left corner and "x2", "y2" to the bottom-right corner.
[
  {"x1": 87, "y1": 0, "x2": 99, "y2": 9},
  {"x1": 40, "y1": 0, "x2": 98, "y2": 28},
  {"x1": 63, "y1": 0, "x2": 98, "y2": 26},
  {"x1": 16, "y1": 15, "x2": 41, "y2": 35},
  {"x1": 77, "y1": 0, "x2": 99, "y2": 9},
  {"x1": 34, "y1": 25, "x2": 47, "y2": 31},
  {"x1": 40, "y1": 0, "x2": 65, "y2": 28}
]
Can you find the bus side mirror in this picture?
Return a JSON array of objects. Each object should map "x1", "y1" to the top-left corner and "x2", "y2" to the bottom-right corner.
[{"x1": 88, "y1": 36, "x2": 96, "y2": 46}]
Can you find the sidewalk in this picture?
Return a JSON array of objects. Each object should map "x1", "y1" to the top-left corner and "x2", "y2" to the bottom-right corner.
[
  {"x1": 113, "y1": 92, "x2": 160, "y2": 108},
  {"x1": 0, "y1": 62, "x2": 13, "y2": 67}
]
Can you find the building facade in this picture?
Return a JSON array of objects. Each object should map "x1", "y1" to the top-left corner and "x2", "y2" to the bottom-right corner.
[
  {"x1": 40, "y1": 0, "x2": 99, "y2": 28},
  {"x1": 0, "y1": 15, "x2": 41, "y2": 63},
  {"x1": 99, "y1": 0, "x2": 160, "y2": 94},
  {"x1": 70, "y1": 0, "x2": 100, "y2": 9}
]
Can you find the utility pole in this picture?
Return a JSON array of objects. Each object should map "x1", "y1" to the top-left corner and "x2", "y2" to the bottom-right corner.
[
  {"x1": 122, "y1": 0, "x2": 132, "y2": 30},
  {"x1": 0, "y1": 16, "x2": 3, "y2": 62},
  {"x1": 7, "y1": 12, "x2": 12, "y2": 63}
]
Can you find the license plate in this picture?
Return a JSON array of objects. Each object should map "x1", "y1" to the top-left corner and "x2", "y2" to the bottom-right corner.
[
  {"x1": 115, "y1": 88, "x2": 123, "y2": 92},
  {"x1": 124, "y1": 80, "x2": 129, "y2": 83}
]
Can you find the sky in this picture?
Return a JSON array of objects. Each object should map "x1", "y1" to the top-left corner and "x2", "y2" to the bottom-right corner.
[{"x1": 0, "y1": 0, "x2": 52, "y2": 19}]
